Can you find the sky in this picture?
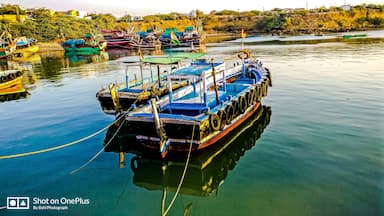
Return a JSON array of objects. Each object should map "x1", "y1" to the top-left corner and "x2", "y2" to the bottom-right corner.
[{"x1": 1, "y1": 0, "x2": 383, "y2": 17}]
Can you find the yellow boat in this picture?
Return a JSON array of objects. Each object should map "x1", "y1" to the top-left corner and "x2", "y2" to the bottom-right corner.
[
  {"x1": 0, "y1": 70, "x2": 28, "y2": 101},
  {"x1": 13, "y1": 37, "x2": 39, "y2": 58}
]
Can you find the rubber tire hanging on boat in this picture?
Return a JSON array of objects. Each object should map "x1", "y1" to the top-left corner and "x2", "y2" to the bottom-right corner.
[
  {"x1": 256, "y1": 85, "x2": 262, "y2": 102},
  {"x1": 263, "y1": 79, "x2": 269, "y2": 96},
  {"x1": 238, "y1": 96, "x2": 247, "y2": 113},
  {"x1": 209, "y1": 113, "x2": 221, "y2": 131},
  {"x1": 217, "y1": 110, "x2": 226, "y2": 130},
  {"x1": 225, "y1": 104, "x2": 234, "y2": 124},
  {"x1": 266, "y1": 68, "x2": 272, "y2": 86}
]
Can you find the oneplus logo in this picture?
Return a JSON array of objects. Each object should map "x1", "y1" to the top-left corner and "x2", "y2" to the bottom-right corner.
[{"x1": 7, "y1": 197, "x2": 30, "y2": 209}]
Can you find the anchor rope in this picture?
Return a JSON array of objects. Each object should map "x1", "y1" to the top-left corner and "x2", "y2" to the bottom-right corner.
[
  {"x1": 70, "y1": 119, "x2": 125, "y2": 174},
  {"x1": 162, "y1": 120, "x2": 196, "y2": 216},
  {"x1": 0, "y1": 105, "x2": 128, "y2": 160}
]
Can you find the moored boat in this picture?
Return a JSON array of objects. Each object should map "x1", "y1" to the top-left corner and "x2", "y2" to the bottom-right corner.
[
  {"x1": 96, "y1": 52, "x2": 245, "y2": 114},
  {"x1": 120, "y1": 51, "x2": 272, "y2": 157},
  {"x1": 61, "y1": 34, "x2": 107, "y2": 54},
  {"x1": 102, "y1": 29, "x2": 135, "y2": 48},
  {"x1": 0, "y1": 70, "x2": 28, "y2": 101},
  {"x1": 342, "y1": 33, "x2": 367, "y2": 39},
  {"x1": 13, "y1": 37, "x2": 39, "y2": 58},
  {"x1": 104, "y1": 105, "x2": 271, "y2": 197},
  {"x1": 0, "y1": 30, "x2": 16, "y2": 59}
]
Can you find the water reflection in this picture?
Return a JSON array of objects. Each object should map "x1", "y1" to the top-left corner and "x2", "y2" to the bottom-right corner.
[{"x1": 105, "y1": 105, "x2": 271, "y2": 199}]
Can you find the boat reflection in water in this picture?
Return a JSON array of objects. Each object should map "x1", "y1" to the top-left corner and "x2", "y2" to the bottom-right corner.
[{"x1": 104, "y1": 105, "x2": 271, "y2": 199}]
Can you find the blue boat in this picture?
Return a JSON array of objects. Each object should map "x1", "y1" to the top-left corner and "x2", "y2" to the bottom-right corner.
[
  {"x1": 96, "y1": 52, "x2": 244, "y2": 114},
  {"x1": 120, "y1": 50, "x2": 272, "y2": 157}
]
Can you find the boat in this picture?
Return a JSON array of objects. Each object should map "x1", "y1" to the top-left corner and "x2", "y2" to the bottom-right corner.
[
  {"x1": 101, "y1": 29, "x2": 134, "y2": 48},
  {"x1": 0, "y1": 30, "x2": 17, "y2": 59},
  {"x1": 13, "y1": 37, "x2": 39, "y2": 58},
  {"x1": 104, "y1": 105, "x2": 271, "y2": 199},
  {"x1": 342, "y1": 33, "x2": 367, "y2": 39},
  {"x1": 160, "y1": 27, "x2": 200, "y2": 48},
  {"x1": 96, "y1": 52, "x2": 246, "y2": 114},
  {"x1": 118, "y1": 50, "x2": 272, "y2": 157},
  {"x1": 0, "y1": 70, "x2": 28, "y2": 101},
  {"x1": 61, "y1": 33, "x2": 107, "y2": 54},
  {"x1": 96, "y1": 52, "x2": 220, "y2": 114}
]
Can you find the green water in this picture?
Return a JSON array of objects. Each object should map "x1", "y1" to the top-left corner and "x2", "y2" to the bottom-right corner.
[{"x1": 0, "y1": 39, "x2": 383, "y2": 215}]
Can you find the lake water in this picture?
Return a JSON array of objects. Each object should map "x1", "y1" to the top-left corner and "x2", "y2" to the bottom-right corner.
[{"x1": 0, "y1": 37, "x2": 383, "y2": 215}]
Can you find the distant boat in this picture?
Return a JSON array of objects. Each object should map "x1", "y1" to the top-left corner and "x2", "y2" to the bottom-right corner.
[
  {"x1": 343, "y1": 33, "x2": 367, "y2": 39},
  {"x1": 0, "y1": 30, "x2": 16, "y2": 59},
  {"x1": 101, "y1": 30, "x2": 134, "y2": 48},
  {"x1": 61, "y1": 33, "x2": 107, "y2": 54},
  {"x1": 0, "y1": 70, "x2": 28, "y2": 101},
  {"x1": 13, "y1": 37, "x2": 39, "y2": 58}
]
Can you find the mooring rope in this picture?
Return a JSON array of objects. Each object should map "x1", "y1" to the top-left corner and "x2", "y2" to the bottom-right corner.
[
  {"x1": 162, "y1": 120, "x2": 196, "y2": 216},
  {"x1": 70, "y1": 119, "x2": 125, "y2": 174},
  {"x1": 0, "y1": 206, "x2": 6, "y2": 210},
  {"x1": 0, "y1": 108, "x2": 127, "y2": 160}
]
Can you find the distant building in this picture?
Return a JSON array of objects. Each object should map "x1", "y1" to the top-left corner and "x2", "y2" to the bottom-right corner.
[
  {"x1": 341, "y1": 5, "x2": 351, "y2": 11},
  {"x1": 77, "y1": 11, "x2": 87, "y2": 18}
]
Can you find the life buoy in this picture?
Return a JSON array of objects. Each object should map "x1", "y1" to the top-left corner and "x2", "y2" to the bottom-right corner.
[
  {"x1": 238, "y1": 95, "x2": 247, "y2": 113},
  {"x1": 209, "y1": 113, "x2": 221, "y2": 131},
  {"x1": 225, "y1": 104, "x2": 234, "y2": 124},
  {"x1": 237, "y1": 49, "x2": 251, "y2": 60}
]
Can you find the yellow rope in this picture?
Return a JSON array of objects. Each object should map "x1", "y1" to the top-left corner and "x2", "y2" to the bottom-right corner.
[
  {"x1": 70, "y1": 120, "x2": 125, "y2": 174},
  {"x1": 0, "y1": 113, "x2": 127, "y2": 160},
  {"x1": 162, "y1": 120, "x2": 196, "y2": 216}
]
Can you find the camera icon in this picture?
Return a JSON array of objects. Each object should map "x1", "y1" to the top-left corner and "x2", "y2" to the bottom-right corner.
[{"x1": 7, "y1": 197, "x2": 29, "y2": 209}]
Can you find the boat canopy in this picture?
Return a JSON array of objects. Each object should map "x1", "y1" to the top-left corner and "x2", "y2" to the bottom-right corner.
[{"x1": 143, "y1": 56, "x2": 184, "y2": 65}]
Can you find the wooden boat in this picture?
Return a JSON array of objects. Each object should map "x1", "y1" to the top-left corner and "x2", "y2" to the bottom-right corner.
[
  {"x1": 342, "y1": 33, "x2": 367, "y2": 39},
  {"x1": 0, "y1": 30, "x2": 16, "y2": 59},
  {"x1": 96, "y1": 52, "x2": 245, "y2": 114},
  {"x1": 160, "y1": 27, "x2": 200, "y2": 48},
  {"x1": 101, "y1": 29, "x2": 134, "y2": 48},
  {"x1": 104, "y1": 105, "x2": 271, "y2": 198},
  {"x1": 13, "y1": 37, "x2": 39, "y2": 58},
  {"x1": 0, "y1": 70, "x2": 28, "y2": 101},
  {"x1": 61, "y1": 34, "x2": 107, "y2": 54},
  {"x1": 120, "y1": 51, "x2": 272, "y2": 157}
]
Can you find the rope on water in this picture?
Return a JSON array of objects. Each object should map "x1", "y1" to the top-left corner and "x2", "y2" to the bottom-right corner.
[
  {"x1": 0, "y1": 111, "x2": 127, "y2": 160},
  {"x1": 0, "y1": 206, "x2": 6, "y2": 210},
  {"x1": 70, "y1": 119, "x2": 125, "y2": 174},
  {"x1": 162, "y1": 120, "x2": 196, "y2": 216}
]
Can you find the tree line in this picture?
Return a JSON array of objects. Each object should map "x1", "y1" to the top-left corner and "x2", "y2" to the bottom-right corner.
[{"x1": 1, "y1": 4, "x2": 384, "y2": 42}]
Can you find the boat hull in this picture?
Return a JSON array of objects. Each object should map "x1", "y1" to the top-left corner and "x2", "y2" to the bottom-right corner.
[{"x1": 125, "y1": 99, "x2": 262, "y2": 152}]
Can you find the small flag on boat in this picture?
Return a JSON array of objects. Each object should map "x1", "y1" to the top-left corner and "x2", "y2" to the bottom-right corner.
[
  {"x1": 241, "y1": 28, "x2": 246, "y2": 38},
  {"x1": 170, "y1": 31, "x2": 180, "y2": 45}
]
